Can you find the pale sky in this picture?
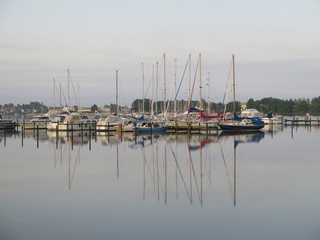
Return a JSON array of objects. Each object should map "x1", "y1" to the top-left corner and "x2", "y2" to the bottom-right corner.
[{"x1": 1, "y1": 0, "x2": 319, "y2": 107}]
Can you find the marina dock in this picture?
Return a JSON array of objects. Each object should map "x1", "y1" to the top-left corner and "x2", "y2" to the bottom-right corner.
[{"x1": 284, "y1": 118, "x2": 320, "y2": 126}]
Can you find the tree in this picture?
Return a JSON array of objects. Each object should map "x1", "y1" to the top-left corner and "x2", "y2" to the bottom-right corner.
[
  {"x1": 91, "y1": 104, "x2": 98, "y2": 112},
  {"x1": 293, "y1": 99, "x2": 309, "y2": 113},
  {"x1": 309, "y1": 96, "x2": 320, "y2": 114}
]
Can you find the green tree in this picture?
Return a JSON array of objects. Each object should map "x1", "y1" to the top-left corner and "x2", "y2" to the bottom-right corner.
[
  {"x1": 91, "y1": 104, "x2": 98, "y2": 112},
  {"x1": 309, "y1": 96, "x2": 320, "y2": 114},
  {"x1": 293, "y1": 99, "x2": 309, "y2": 113}
]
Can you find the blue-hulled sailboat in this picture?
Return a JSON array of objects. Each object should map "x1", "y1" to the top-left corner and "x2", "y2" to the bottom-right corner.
[{"x1": 218, "y1": 55, "x2": 265, "y2": 131}]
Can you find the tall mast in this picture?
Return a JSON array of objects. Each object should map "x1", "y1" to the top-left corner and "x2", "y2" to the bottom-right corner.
[
  {"x1": 53, "y1": 78, "x2": 56, "y2": 110},
  {"x1": 59, "y1": 82, "x2": 62, "y2": 112},
  {"x1": 78, "y1": 83, "x2": 80, "y2": 110},
  {"x1": 151, "y1": 64, "x2": 154, "y2": 118},
  {"x1": 199, "y1": 53, "x2": 202, "y2": 116},
  {"x1": 67, "y1": 68, "x2": 70, "y2": 107},
  {"x1": 174, "y1": 58, "x2": 177, "y2": 117},
  {"x1": 116, "y1": 70, "x2": 119, "y2": 114},
  {"x1": 142, "y1": 62, "x2": 145, "y2": 114},
  {"x1": 156, "y1": 62, "x2": 159, "y2": 115},
  {"x1": 232, "y1": 55, "x2": 236, "y2": 113},
  {"x1": 163, "y1": 54, "x2": 166, "y2": 116},
  {"x1": 207, "y1": 72, "x2": 210, "y2": 114},
  {"x1": 188, "y1": 54, "x2": 191, "y2": 103}
]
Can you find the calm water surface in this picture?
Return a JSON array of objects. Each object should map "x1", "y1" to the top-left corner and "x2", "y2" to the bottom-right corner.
[{"x1": 0, "y1": 125, "x2": 319, "y2": 240}]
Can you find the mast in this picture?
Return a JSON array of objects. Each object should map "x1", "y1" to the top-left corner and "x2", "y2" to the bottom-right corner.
[
  {"x1": 78, "y1": 83, "x2": 80, "y2": 110},
  {"x1": 163, "y1": 54, "x2": 166, "y2": 116},
  {"x1": 67, "y1": 69, "x2": 69, "y2": 108},
  {"x1": 207, "y1": 72, "x2": 210, "y2": 114},
  {"x1": 156, "y1": 62, "x2": 159, "y2": 115},
  {"x1": 232, "y1": 55, "x2": 236, "y2": 113},
  {"x1": 188, "y1": 54, "x2": 191, "y2": 105},
  {"x1": 142, "y1": 62, "x2": 145, "y2": 114},
  {"x1": 199, "y1": 53, "x2": 202, "y2": 115},
  {"x1": 174, "y1": 58, "x2": 177, "y2": 117},
  {"x1": 53, "y1": 78, "x2": 56, "y2": 111},
  {"x1": 116, "y1": 70, "x2": 119, "y2": 115},
  {"x1": 151, "y1": 64, "x2": 154, "y2": 118},
  {"x1": 59, "y1": 82, "x2": 62, "y2": 112}
]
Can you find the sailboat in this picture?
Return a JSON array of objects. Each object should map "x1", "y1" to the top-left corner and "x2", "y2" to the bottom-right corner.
[{"x1": 218, "y1": 55, "x2": 265, "y2": 131}]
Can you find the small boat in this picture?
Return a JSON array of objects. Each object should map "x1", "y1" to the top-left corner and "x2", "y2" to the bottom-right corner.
[
  {"x1": 262, "y1": 113, "x2": 283, "y2": 124},
  {"x1": 47, "y1": 114, "x2": 67, "y2": 131},
  {"x1": 96, "y1": 115, "x2": 119, "y2": 131},
  {"x1": 21, "y1": 115, "x2": 52, "y2": 129},
  {"x1": 57, "y1": 113, "x2": 95, "y2": 131},
  {"x1": 218, "y1": 55, "x2": 265, "y2": 131},
  {"x1": 0, "y1": 118, "x2": 18, "y2": 130}
]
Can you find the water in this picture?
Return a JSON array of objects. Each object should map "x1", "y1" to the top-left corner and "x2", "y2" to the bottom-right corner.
[{"x1": 1, "y1": 126, "x2": 320, "y2": 240}]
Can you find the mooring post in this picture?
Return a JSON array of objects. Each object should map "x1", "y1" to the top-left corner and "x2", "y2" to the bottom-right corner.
[
  {"x1": 36, "y1": 125, "x2": 39, "y2": 148},
  {"x1": 21, "y1": 125, "x2": 24, "y2": 147},
  {"x1": 71, "y1": 125, "x2": 74, "y2": 150},
  {"x1": 4, "y1": 130, "x2": 6, "y2": 147},
  {"x1": 89, "y1": 125, "x2": 91, "y2": 151},
  {"x1": 206, "y1": 123, "x2": 208, "y2": 135}
]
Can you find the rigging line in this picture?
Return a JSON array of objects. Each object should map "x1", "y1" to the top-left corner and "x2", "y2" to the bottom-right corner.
[
  {"x1": 140, "y1": 147, "x2": 156, "y2": 187},
  {"x1": 168, "y1": 142, "x2": 190, "y2": 200},
  {"x1": 186, "y1": 56, "x2": 200, "y2": 121},
  {"x1": 187, "y1": 142, "x2": 201, "y2": 201},
  {"x1": 169, "y1": 59, "x2": 189, "y2": 115},
  {"x1": 54, "y1": 84, "x2": 60, "y2": 107},
  {"x1": 219, "y1": 141, "x2": 234, "y2": 198},
  {"x1": 60, "y1": 85, "x2": 68, "y2": 106},
  {"x1": 69, "y1": 72, "x2": 79, "y2": 106},
  {"x1": 70, "y1": 146, "x2": 81, "y2": 187},
  {"x1": 222, "y1": 62, "x2": 233, "y2": 119},
  {"x1": 222, "y1": 62, "x2": 232, "y2": 108},
  {"x1": 144, "y1": 76, "x2": 152, "y2": 99}
]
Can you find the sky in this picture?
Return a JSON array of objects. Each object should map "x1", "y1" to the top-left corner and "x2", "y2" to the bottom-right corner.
[{"x1": 1, "y1": 0, "x2": 319, "y2": 107}]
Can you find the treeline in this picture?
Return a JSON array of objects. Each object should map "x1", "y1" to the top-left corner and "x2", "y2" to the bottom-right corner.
[
  {"x1": 247, "y1": 97, "x2": 320, "y2": 115},
  {"x1": 131, "y1": 96, "x2": 320, "y2": 115},
  {"x1": 1, "y1": 102, "x2": 48, "y2": 113}
]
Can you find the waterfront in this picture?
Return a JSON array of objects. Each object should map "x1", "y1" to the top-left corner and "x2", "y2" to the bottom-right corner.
[{"x1": 0, "y1": 126, "x2": 319, "y2": 240}]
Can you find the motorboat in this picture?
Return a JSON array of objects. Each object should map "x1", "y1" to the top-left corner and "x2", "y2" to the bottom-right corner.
[
  {"x1": 21, "y1": 115, "x2": 52, "y2": 129},
  {"x1": 57, "y1": 113, "x2": 95, "y2": 131},
  {"x1": 262, "y1": 113, "x2": 283, "y2": 124},
  {"x1": 0, "y1": 118, "x2": 18, "y2": 130}
]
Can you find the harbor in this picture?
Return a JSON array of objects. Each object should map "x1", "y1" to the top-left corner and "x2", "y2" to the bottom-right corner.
[{"x1": 1, "y1": 123, "x2": 319, "y2": 240}]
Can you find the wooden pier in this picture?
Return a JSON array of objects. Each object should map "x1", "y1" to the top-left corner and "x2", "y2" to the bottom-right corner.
[
  {"x1": 167, "y1": 122, "x2": 219, "y2": 134},
  {"x1": 284, "y1": 117, "x2": 320, "y2": 126}
]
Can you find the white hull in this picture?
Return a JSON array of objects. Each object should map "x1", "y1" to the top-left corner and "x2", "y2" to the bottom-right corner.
[
  {"x1": 96, "y1": 123, "x2": 117, "y2": 131},
  {"x1": 57, "y1": 122, "x2": 96, "y2": 131},
  {"x1": 21, "y1": 121, "x2": 49, "y2": 129},
  {"x1": 262, "y1": 117, "x2": 283, "y2": 124}
]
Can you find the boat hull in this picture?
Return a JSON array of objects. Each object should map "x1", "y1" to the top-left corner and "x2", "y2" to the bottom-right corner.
[
  {"x1": 135, "y1": 126, "x2": 169, "y2": 133},
  {"x1": 218, "y1": 123, "x2": 264, "y2": 131}
]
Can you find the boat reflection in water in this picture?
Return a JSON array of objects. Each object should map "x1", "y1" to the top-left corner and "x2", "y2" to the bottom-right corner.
[
  {"x1": 5, "y1": 128, "x2": 265, "y2": 206},
  {"x1": 218, "y1": 130, "x2": 264, "y2": 206}
]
